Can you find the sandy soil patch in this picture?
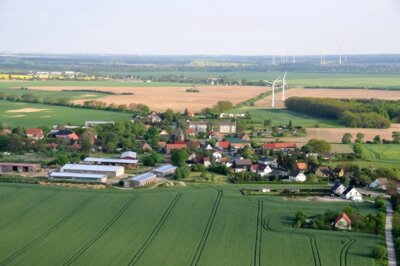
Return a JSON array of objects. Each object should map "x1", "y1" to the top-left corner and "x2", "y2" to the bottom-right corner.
[
  {"x1": 268, "y1": 124, "x2": 400, "y2": 144},
  {"x1": 78, "y1": 94, "x2": 98, "y2": 98},
  {"x1": 9, "y1": 114, "x2": 26, "y2": 118},
  {"x1": 40, "y1": 115, "x2": 52, "y2": 118},
  {"x1": 256, "y1": 88, "x2": 400, "y2": 108},
  {"x1": 31, "y1": 86, "x2": 269, "y2": 112},
  {"x1": 6, "y1": 108, "x2": 51, "y2": 113}
]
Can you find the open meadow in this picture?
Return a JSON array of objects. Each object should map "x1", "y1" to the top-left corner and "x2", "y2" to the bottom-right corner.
[
  {"x1": 0, "y1": 100, "x2": 132, "y2": 127},
  {"x1": 0, "y1": 183, "x2": 381, "y2": 266}
]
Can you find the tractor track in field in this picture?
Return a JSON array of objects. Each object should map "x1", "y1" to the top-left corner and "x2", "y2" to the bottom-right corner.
[
  {"x1": 309, "y1": 235, "x2": 322, "y2": 266},
  {"x1": 190, "y1": 189, "x2": 223, "y2": 266},
  {"x1": 253, "y1": 200, "x2": 263, "y2": 266},
  {"x1": 64, "y1": 193, "x2": 139, "y2": 266},
  {"x1": 0, "y1": 191, "x2": 57, "y2": 231},
  {"x1": 128, "y1": 193, "x2": 182, "y2": 266},
  {"x1": 340, "y1": 238, "x2": 355, "y2": 266},
  {"x1": 0, "y1": 197, "x2": 91, "y2": 266}
]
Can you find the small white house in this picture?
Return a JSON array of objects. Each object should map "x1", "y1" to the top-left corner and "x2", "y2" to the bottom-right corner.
[
  {"x1": 334, "y1": 213, "x2": 352, "y2": 230},
  {"x1": 342, "y1": 186, "x2": 363, "y2": 201},
  {"x1": 289, "y1": 170, "x2": 306, "y2": 182},
  {"x1": 251, "y1": 164, "x2": 272, "y2": 177},
  {"x1": 121, "y1": 151, "x2": 137, "y2": 159},
  {"x1": 331, "y1": 183, "x2": 347, "y2": 195},
  {"x1": 212, "y1": 151, "x2": 222, "y2": 159}
]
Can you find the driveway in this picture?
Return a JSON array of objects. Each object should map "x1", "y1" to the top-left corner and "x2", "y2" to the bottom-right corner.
[{"x1": 386, "y1": 201, "x2": 397, "y2": 266}]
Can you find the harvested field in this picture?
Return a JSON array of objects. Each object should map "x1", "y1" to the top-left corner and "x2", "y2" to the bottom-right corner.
[
  {"x1": 256, "y1": 88, "x2": 400, "y2": 108},
  {"x1": 31, "y1": 86, "x2": 268, "y2": 112},
  {"x1": 268, "y1": 124, "x2": 400, "y2": 144}
]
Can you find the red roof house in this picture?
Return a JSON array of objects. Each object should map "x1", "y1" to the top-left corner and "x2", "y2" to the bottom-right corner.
[
  {"x1": 334, "y1": 213, "x2": 352, "y2": 230},
  {"x1": 26, "y1": 128, "x2": 44, "y2": 140}
]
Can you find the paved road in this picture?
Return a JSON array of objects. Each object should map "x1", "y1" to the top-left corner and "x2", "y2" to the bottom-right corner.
[{"x1": 386, "y1": 201, "x2": 397, "y2": 266}]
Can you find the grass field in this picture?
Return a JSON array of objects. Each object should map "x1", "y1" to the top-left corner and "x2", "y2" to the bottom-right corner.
[
  {"x1": 0, "y1": 183, "x2": 382, "y2": 266},
  {"x1": 229, "y1": 107, "x2": 342, "y2": 128},
  {"x1": 362, "y1": 144, "x2": 400, "y2": 168},
  {"x1": 108, "y1": 71, "x2": 400, "y2": 89},
  {"x1": 0, "y1": 100, "x2": 132, "y2": 127}
]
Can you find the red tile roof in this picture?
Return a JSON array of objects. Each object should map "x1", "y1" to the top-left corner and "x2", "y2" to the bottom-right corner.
[
  {"x1": 296, "y1": 162, "x2": 308, "y2": 171},
  {"x1": 263, "y1": 142, "x2": 297, "y2": 149},
  {"x1": 26, "y1": 128, "x2": 44, "y2": 137},
  {"x1": 335, "y1": 213, "x2": 352, "y2": 225},
  {"x1": 186, "y1": 128, "x2": 196, "y2": 134},
  {"x1": 166, "y1": 143, "x2": 187, "y2": 150},
  {"x1": 217, "y1": 141, "x2": 230, "y2": 149}
]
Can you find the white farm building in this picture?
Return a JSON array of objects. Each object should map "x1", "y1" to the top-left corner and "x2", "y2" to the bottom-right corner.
[
  {"x1": 83, "y1": 157, "x2": 138, "y2": 169},
  {"x1": 49, "y1": 172, "x2": 107, "y2": 183},
  {"x1": 153, "y1": 164, "x2": 177, "y2": 177},
  {"x1": 61, "y1": 164, "x2": 124, "y2": 178},
  {"x1": 124, "y1": 172, "x2": 157, "y2": 188}
]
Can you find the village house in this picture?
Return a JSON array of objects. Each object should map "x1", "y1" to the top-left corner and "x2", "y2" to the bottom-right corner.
[
  {"x1": 26, "y1": 128, "x2": 44, "y2": 140},
  {"x1": 288, "y1": 170, "x2": 307, "y2": 182},
  {"x1": 159, "y1": 130, "x2": 170, "y2": 138},
  {"x1": 335, "y1": 168, "x2": 345, "y2": 178},
  {"x1": 225, "y1": 137, "x2": 250, "y2": 149},
  {"x1": 55, "y1": 130, "x2": 79, "y2": 142},
  {"x1": 258, "y1": 158, "x2": 278, "y2": 168},
  {"x1": 219, "y1": 122, "x2": 236, "y2": 134},
  {"x1": 263, "y1": 142, "x2": 297, "y2": 151},
  {"x1": 334, "y1": 213, "x2": 352, "y2": 230},
  {"x1": 215, "y1": 141, "x2": 230, "y2": 150},
  {"x1": 240, "y1": 134, "x2": 251, "y2": 141},
  {"x1": 296, "y1": 162, "x2": 308, "y2": 171},
  {"x1": 209, "y1": 132, "x2": 224, "y2": 141},
  {"x1": 331, "y1": 182, "x2": 347, "y2": 195},
  {"x1": 251, "y1": 164, "x2": 272, "y2": 177},
  {"x1": 369, "y1": 178, "x2": 389, "y2": 190},
  {"x1": 141, "y1": 142, "x2": 153, "y2": 152},
  {"x1": 212, "y1": 151, "x2": 222, "y2": 160},
  {"x1": 186, "y1": 128, "x2": 196, "y2": 137},
  {"x1": 147, "y1": 112, "x2": 162, "y2": 123},
  {"x1": 342, "y1": 186, "x2": 363, "y2": 201},
  {"x1": 188, "y1": 121, "x2": 208, "y2": 133},
  {"x1": 165, "y1": 143, "x2": 187, "y2": 154},
  {"x1": 315, "y1": 166, "x2": 333, "y2": 179},
  {"x1": 232, "y1": 159, "x2": 252, "y2": 173}
]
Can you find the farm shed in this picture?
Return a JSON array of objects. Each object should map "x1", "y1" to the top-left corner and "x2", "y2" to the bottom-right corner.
[
  {"x1": 49, "y1": 172, "x2": 107, "y2": 183},
  {"x1": 0, "y1": 162, "x2": 41, "y2": 173},
  {"x1": 120, "y1": 151, "x2": 137, "y2": 159},
  {"x1": 83, "y1": 157, "x2": 138, "y2": 169},
  {"x1": 61, "y1": 164, "x2": 124, "y2": 177},
  {"x1": 153, "y1": 164, "x2": 177, "y2": 177},
  {"x1": 124, "y1": 172, "x2": 157, "y2": 188},
  {"x1": 85, "y1": 121, "x2": 115, "y2": 127}
]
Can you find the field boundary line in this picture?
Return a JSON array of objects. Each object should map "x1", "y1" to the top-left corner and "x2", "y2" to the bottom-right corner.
[
  {"x1": 128, "y1": 193, "x2": 182, "y2": 266},
  {"x1": 190, "y1": 189, "x2": 223, "y2": 266},
  {"x1": 0, "y1": 191, "x2": 57, "y2": 231},
  {"x1": 0, "y1": 197, "x2": 91, "y2": 265},
  {"x1": 63, "y1": 193, "x2": 139, "y2": 266}
]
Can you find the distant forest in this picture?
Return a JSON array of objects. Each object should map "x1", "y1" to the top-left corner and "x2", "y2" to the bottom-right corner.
[{"x1": 285, "y1": 97, "x2": 400, "y2": 128}]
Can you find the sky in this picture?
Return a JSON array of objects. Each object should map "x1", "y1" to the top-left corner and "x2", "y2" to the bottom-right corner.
[{"x1": 0, "y1": 0, "x2": 399, "y2": 55}]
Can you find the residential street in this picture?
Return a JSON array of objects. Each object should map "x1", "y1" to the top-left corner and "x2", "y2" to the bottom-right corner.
[{"x1": 386, "y1": 202, "x2": 397, "y2": 266}]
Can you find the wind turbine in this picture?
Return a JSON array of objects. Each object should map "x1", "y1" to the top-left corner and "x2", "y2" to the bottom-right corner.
[
  {"x1": 271, "y1": 76, "x2": 280, "y2": 108},
  {"x1": 282, "y1": 71, "x2": 287, "y2": 102}
]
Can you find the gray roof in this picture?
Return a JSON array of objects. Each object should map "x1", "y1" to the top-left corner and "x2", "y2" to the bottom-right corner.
[
  {"x1": 84, "y1": 157, "x2": 138, "y2": 164},
  {"x1": 50, "y1": 172, "x2": 106, "y2": 179},
  {"x1": 154, "y1": 164, "x2": 177, "y2": 173},
  {"x1": 129, "y1": 172, "x2": 157, "y2": 182},
  {"x1": 61, "y1": 164, "x2": 124, "y2": 172},
  {"x1": 121, "y1": 151, "x2": 137, "y2": 158}
]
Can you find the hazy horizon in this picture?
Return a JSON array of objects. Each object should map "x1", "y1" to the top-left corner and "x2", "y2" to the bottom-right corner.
[{"x1": 1, "y1": 0, "x2": 399, "y2": 55}]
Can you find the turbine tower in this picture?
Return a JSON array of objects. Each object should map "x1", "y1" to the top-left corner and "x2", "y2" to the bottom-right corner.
[
  {"x1": 271, "y1": 76, "x2": 280, "y2": 108},
  {"x1": 282, "y1": 71, "x2": 287, "y2": 102}
]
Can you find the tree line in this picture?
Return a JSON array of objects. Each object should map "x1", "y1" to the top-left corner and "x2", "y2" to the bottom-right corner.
[{"x1": 284, "y1": 97, "x2": 400, "y2": 128}]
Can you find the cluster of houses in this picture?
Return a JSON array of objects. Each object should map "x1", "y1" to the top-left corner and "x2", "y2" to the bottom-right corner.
[{"x1": 331, "y1": 183, "x2": 363, "y2": 201}]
